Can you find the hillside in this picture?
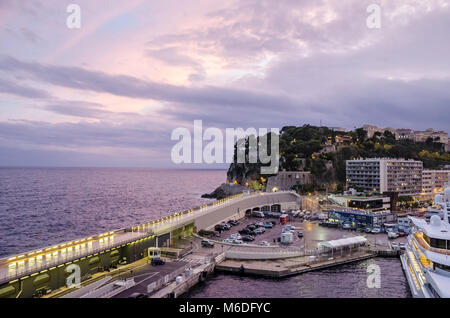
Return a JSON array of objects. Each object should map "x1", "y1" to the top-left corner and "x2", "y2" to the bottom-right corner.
[{"x1": 226, "y1": 125, "x2": 450, "y2": 193}]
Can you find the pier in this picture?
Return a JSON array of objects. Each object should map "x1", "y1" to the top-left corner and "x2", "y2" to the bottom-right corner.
[
  {"x1": 215, "y1": 250, "x2": 377, "y2": 278},
  {"x1": 0, "y1": 191, "x2": 301, "y2": 298}
]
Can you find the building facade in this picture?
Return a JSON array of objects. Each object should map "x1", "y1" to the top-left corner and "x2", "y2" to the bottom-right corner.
[
  {"x1": 327, "y1": 209, "x2": 396, "y2": 228},
  {"x1": 346, "y1": 158, "x2": 423, "y2": 196},
  {"x1": 328, "y1": 193, "x2": 391, "y2": 212},
  {"x1": 363, "y1": 125, "x2": 398, "y2": 139},
  {"x1": 422, "y1": 170, "x2": 450, "y2": 195},
  {"x1": 266, "y1": 171, "x2": 311, "y2": 191},
  {"x1": 363, "y1": 125, "x2": 449, "y2": 150}
]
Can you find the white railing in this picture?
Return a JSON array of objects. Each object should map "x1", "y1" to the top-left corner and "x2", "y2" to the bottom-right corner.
[
  {"x1": 0, "y1": 231, "x2": 150, "y2": 285},
  {"x1": 62, "y1": 276, "x2": 112, "y2": 298},
  {"x1": 81, "y1": 279, "x2": 135, "y2": 298},
  {"x1": 225, "y1": 249, "x2": 303, "y2": 260},
  {"x1": 147, "y1": 264, "x2": 192, "y2": 296}
]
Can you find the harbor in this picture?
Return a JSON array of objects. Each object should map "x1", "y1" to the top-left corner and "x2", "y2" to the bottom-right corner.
[
  {"x1": 0, "y1": 189, "x2": 407, "y2": 299},
  {"x1": 1, "y1": 176, "x2": 448, "y2": 299}
]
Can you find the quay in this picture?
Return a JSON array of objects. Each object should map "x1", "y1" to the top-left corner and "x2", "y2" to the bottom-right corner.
[
  {"x1": 215, "y1": 252, "x2": 376, "y2": 278},
  {"x1": 0, "y1": 191, "x2": 301, "y2": 298}
]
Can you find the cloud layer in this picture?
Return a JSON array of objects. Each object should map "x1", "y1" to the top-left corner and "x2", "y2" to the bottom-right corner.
[{"x1": 1, "y1": 0, "x2": 449, "y2": 166}]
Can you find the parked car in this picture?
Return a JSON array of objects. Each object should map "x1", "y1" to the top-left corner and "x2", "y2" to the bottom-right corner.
[
  {"x1": 223, "y1": 238, "x2": 233, "y2": 243},
  {"x1": 239, "y1": 228, "x2": 252, "y2": 235},
  {"x1": 252, "y1": 211, "x2": 265, "y2": 218},
  {"x1": 398, "y1": 232, "x2": 407, "y2": 237},
  {"x1": 365, "y1": 227, "x2": 372, "y2": 233},
  {"x1": 342, "y1": 223, "x2": 352, "y2": 230},
  {"x1": 227, "y1": 220, "x2": 239, "y2": 226},
  {"x1": 233, "y1": 239, "x2": 243, "y2": 245},
  {"x1": 391, "y1": 242, "x2": 399, "y2": 250},
  {"x1": 242, "y1": 235, "x2": 255, "y2": 242},
  {"x1": 246, "y1": 225, "x2": 257, "y2": 231},
  {"x1": 297, "y1": 231, "x2": 303, "y2": 238},
  {"x1": 152, "y1": 258, "x2": 165, "y2": 266},
  {"x1": 262, "y1": 222, "x2": 273, "y2": 228},
  {"x1": 387, "y1": 231, "x2": 399, "y2": 239},
  {"x1": 254, "y1": 227, "x2": 266, "y2": 234},
  {"x1": 371, "y1": 227, "x2": 381, "y2": 234},
  {"x1": 201, "y1": 240, "x2": 215, "y2": 248},
  {"x1": 260, "y1": 241, "x2": 269, "y2": 246},
  {"x1": 221, "y1": 222, "x2": 231, "y2": 230},
  {"x1": 215, "y1": 224, "x2": 227, "y2": 231},
  {"x1": 399, "y1": 243, "x2": 406, "y2": 250}
]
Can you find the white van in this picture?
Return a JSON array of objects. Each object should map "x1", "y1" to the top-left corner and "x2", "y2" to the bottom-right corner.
[{"x1": 252, "y1": 211, "x2": 265, "y2": 218}]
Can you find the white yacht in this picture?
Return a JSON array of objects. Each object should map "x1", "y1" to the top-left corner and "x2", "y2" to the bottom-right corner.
[{"x1": 400, "y1": 187, "x2": 450, "y2": 298}]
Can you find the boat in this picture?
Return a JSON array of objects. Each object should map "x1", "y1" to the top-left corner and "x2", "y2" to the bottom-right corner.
[{"x1": 400, "y1": 187, "x2": 450, "y2": 298}]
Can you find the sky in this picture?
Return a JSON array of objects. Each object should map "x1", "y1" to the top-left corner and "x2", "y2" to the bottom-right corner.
[{"x1": 0, "y1": 0, "x2": 449, "y2": 167}]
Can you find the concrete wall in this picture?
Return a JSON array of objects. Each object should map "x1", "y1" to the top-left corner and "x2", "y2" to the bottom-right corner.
[
  {"x1": 0, "y1": 234, "x2": 161, "y2": 298},
  {"x1": 195, "y1": 192, "x2": 302, "y2": 230}
]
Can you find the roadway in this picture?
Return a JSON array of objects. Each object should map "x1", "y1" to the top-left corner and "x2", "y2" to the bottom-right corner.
[{"x1": 0, "y1": 191, "x2": 300, "y2": 286}]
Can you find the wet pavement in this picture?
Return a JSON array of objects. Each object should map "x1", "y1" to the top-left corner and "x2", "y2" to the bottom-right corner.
[{"x1": 202, "y1": 215, "x2": 408, "y2": 251}]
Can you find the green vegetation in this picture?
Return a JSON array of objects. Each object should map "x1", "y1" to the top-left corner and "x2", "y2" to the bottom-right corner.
[{"x1": 227, "y1": 124, "x2": 450, "y2": 192}]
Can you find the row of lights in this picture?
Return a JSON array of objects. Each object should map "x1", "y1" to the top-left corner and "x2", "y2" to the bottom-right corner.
[
  {"x1": 7, "y1": 234, "x2": 115, "y2": 269},
  {"x1": 6, "y1": 191, "x2": 261, "y2": 272},
  {"x1": 131, "y1": 193, "x2": 245, "y2": 233},
  {"x1": 7, "y1": 234, "x2": 153, "y2": 282}
]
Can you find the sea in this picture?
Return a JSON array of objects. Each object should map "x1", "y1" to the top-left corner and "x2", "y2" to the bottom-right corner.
[{"x1": 0, "y1": 167, "x2": 411, "y2": 297}]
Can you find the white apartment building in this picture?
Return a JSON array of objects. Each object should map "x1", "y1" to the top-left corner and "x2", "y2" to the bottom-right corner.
[
  {"x1": 346, "y1": 158, "x2": 423, "y2": 195},
  {"x1": 422, "y1": 170, "x2": 450, "y2": 194}
]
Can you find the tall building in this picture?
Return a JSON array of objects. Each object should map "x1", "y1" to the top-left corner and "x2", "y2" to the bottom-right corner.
[
  {"x1": 422, "y1": 170, "x2": 450, "y2": 195},
  {"x1": 346, "y1": 158, "x2": 423, "y2": 195}
]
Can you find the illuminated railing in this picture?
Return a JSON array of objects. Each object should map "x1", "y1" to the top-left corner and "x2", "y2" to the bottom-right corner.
[
  {"x1": 408, "y1": 251, "x2": 426, "y2": 287},
  {"x1": 0, "y1": 231, "x2": 152, "y2": 285},
  {"x1": 1, "y1": 191, "x2": 299, "y2": 284}
]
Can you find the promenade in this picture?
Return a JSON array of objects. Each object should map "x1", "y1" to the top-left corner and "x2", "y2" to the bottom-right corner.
[{"x1": 0, "y1": 191, "x2": 301, "y2": 286}]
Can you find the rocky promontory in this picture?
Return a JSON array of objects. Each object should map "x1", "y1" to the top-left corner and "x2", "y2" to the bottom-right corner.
[{"x1": 201, "y1": 183, "x2": 250, "y2": 200}]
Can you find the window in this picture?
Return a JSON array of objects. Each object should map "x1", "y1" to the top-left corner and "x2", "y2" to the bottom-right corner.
[
  {"x1": 436, "y1": 263, "x2": 450, "y2": 273},
  {"x1": 424, "y1": 233, "x2": 450, "y2": 250}
]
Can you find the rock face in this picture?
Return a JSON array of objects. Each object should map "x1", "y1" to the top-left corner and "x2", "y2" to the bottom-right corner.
[
  {"x1": 226, "y1": 162, "x2": 262, "y2": 185},
  {"x1": 201, "y1": 183, "x2": 250, "y2": 200}
]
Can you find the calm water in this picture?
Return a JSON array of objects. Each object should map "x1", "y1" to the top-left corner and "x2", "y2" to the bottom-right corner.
[
  {"x1": 187, "y1": 258, "x2": 411, "y2": 298},
  {"x1": 0, "y1": 168, "x2": 225, "y2": 258}
]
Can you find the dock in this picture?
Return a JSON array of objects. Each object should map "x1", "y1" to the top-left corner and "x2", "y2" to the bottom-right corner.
[{"x1": 215, "y1": 251, "x2": 377, "y2": 278}]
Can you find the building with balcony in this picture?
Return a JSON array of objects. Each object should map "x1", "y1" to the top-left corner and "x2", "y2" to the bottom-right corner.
[
  {"x1": 422, "y1": 170, "x2": 450, "y2": 195},
  {"x1": 346, "y1": 158, "x2": 423, "y2": 196}
]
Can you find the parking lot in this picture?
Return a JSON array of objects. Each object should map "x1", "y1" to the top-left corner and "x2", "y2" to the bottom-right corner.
[{"x1": 206, "y1": 214, "x2": 408, "y2": 251}]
